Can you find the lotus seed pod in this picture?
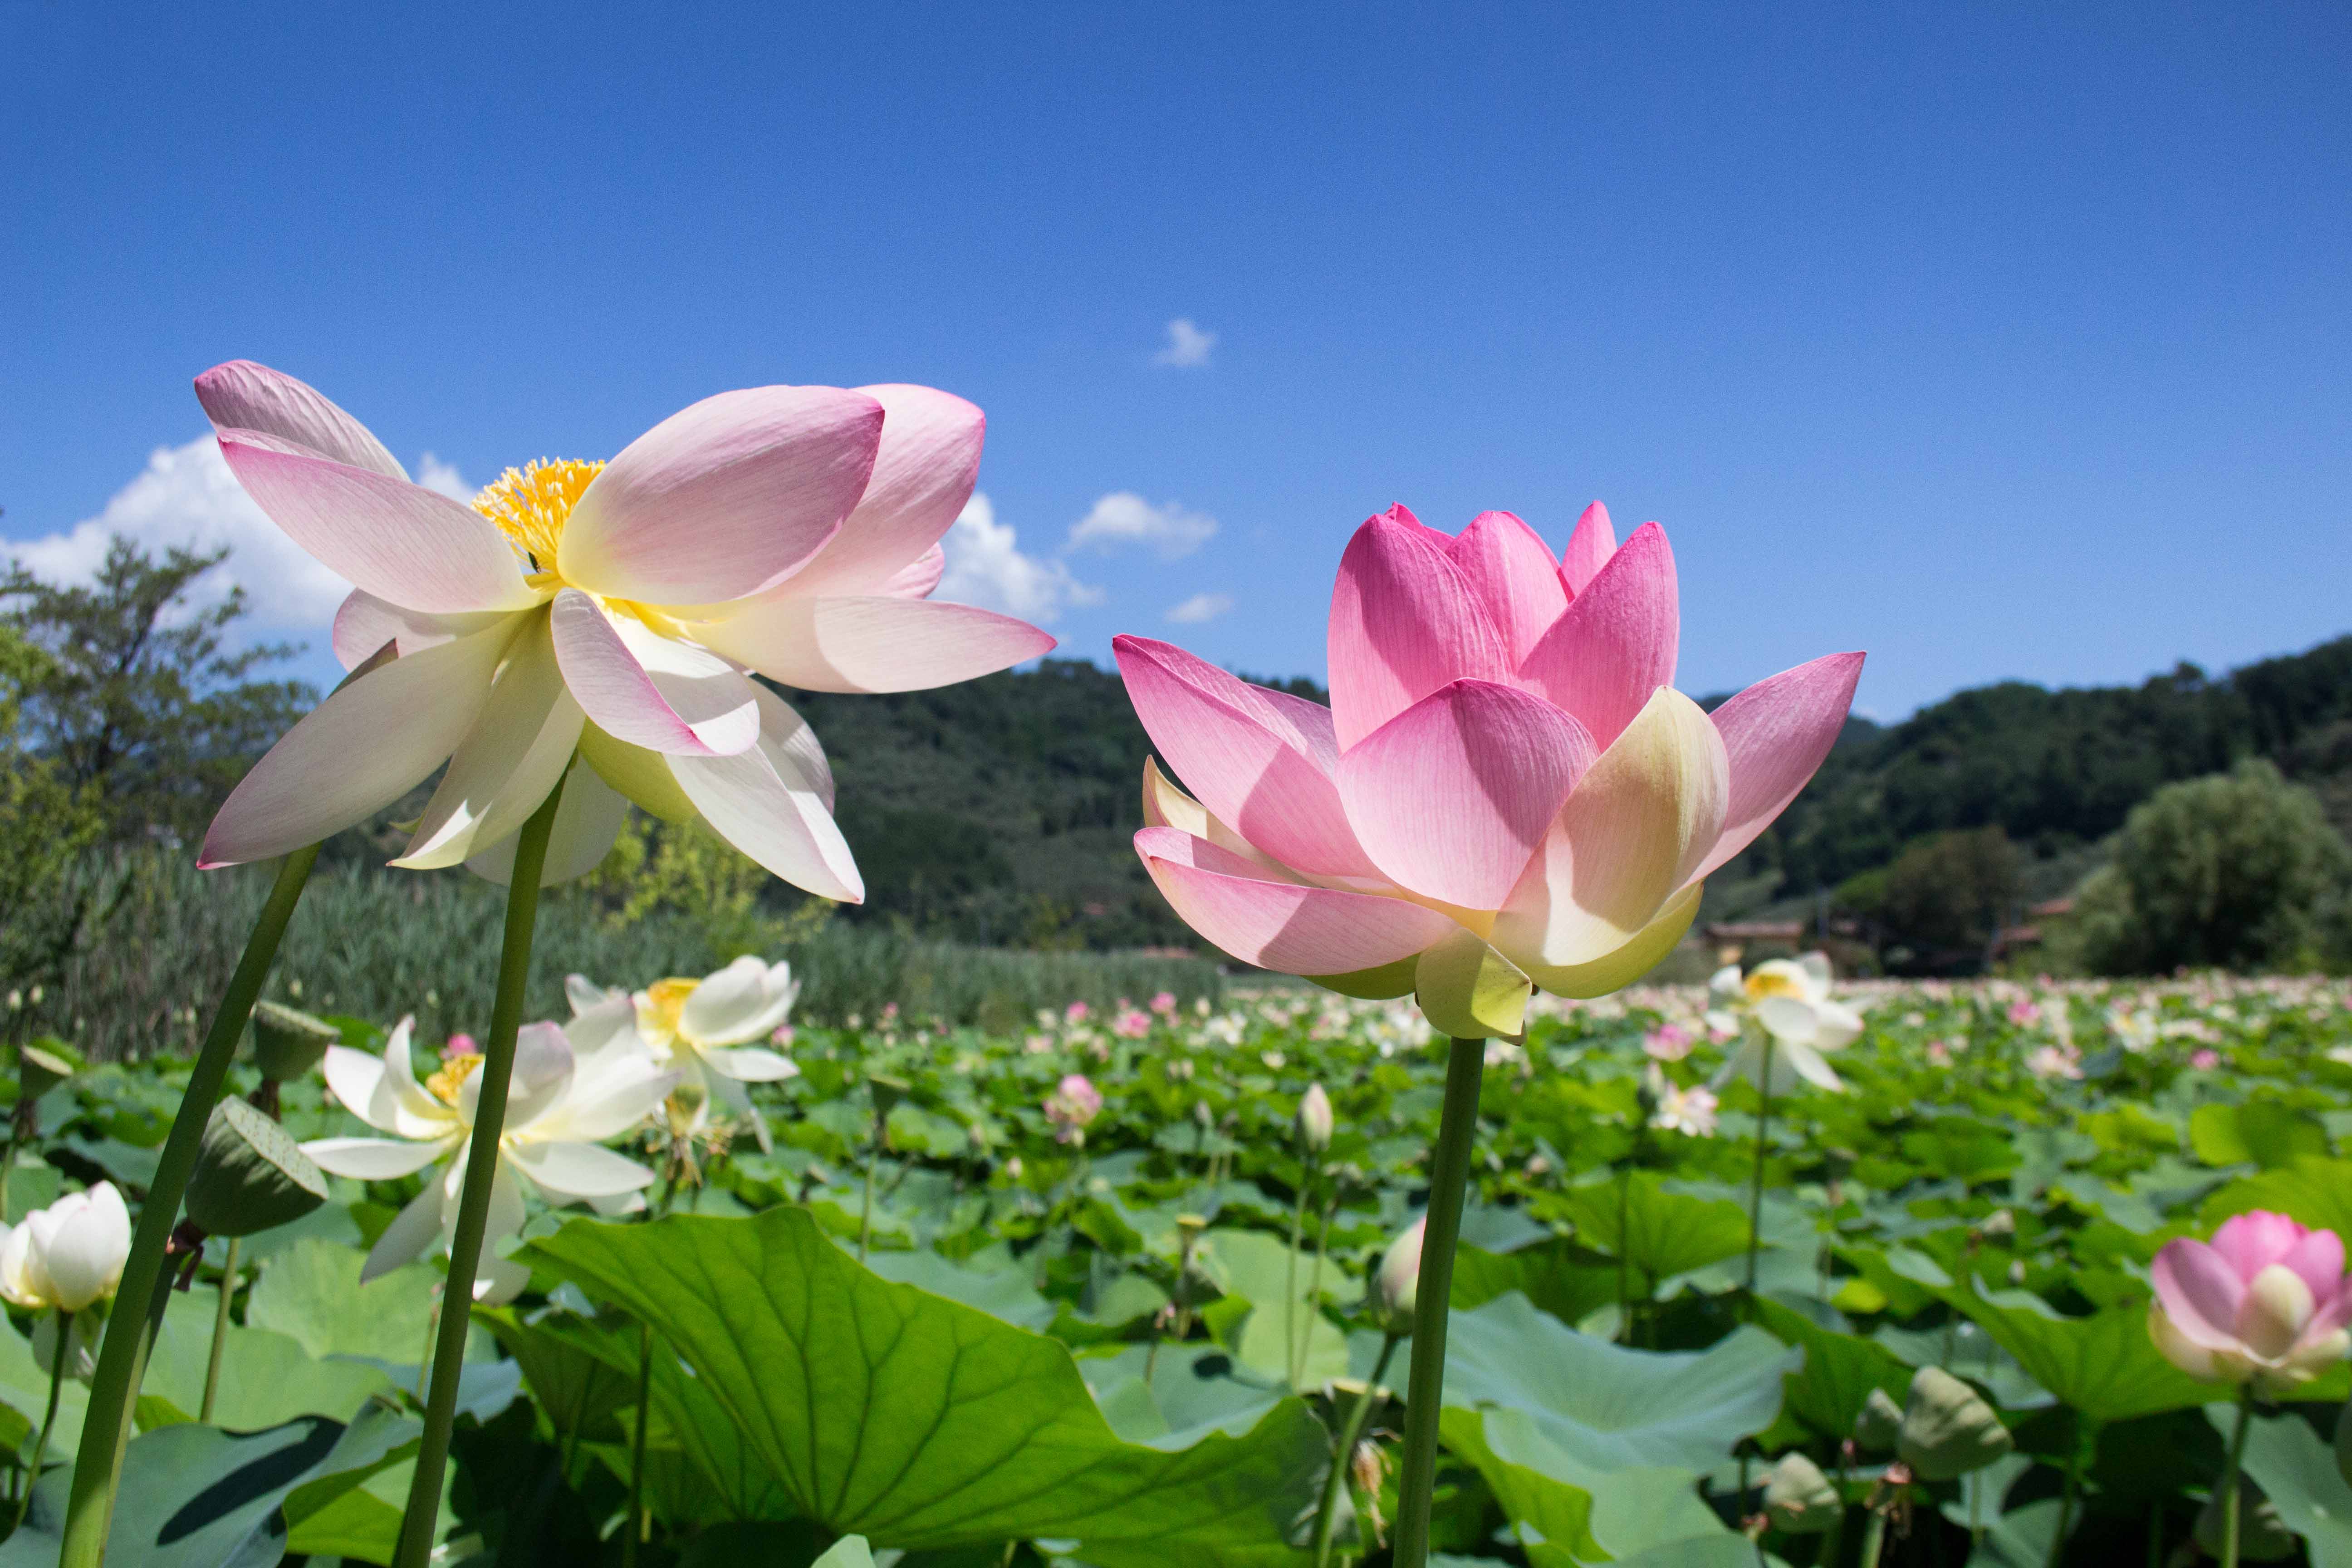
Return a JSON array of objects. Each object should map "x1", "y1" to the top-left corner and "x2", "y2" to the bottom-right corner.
[
  {"x1": 17, "y1": 1041, "x2": 77, "y2": 1101},
  {"x1": 250, "y1": 1001, "x2": 339, "y2": 1083},
  {"x1": 1762, "y1": 1451, "x2": 1842, "y2": 1534},
  {"x1": 1371, "y1": 1217, "x2": 1425, "y2": 1334},
  {"x1": 1897, "y1": 1366, "x2": 2013, "y2": 1480},
  {"x1": 1855, "y1": 1387, "x2": 1904, "y2": 1451},
  {"x1": 183, "y1": 1098, "x2": 328, "y2": 1237},
  {"x1": 2195, "y1": 1474, "x2": 2298, "y2": 1562},
  {"x1": 1297, "y1": 1083, "x2": 1334, "y2": 1153}
]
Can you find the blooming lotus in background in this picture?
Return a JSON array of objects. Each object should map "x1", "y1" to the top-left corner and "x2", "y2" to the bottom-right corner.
[
  {"x1": 0, "y1": 1184, "x2": 131, "y2": 1313},
  {"x1": 304, "y1": 1016, "x2": 673, "y2": 1303},
  {"x1": 1710, "y1": 954, "x2": 1865, "y2": 1094},
  {"x1": 568, "y1": 958, "x2": 801, "y2": 1154},
  {"x1": 2150, "y1": 1211, "x2": 2352, "y2": 1392},
  {"x1": 1649, "y1": 1074, "x2": 1719, "y2": 1139},
  {"x1": 1044, "y1": 1074, "x2": 1102, "y2": 1144},
  {"x1": 1117, "y1": 503, "x2": 1861, "y2": 1039},
  {"x1": 193, "y1": 361, "x2": 1053, "y2": 896}
]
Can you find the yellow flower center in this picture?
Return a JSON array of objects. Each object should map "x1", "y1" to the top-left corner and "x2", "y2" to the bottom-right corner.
[
  {"x1": 640, "y1": 976, "x2": 700, "y2": 1042},
  {"x1": 1744, "y1": 970, "x2": 1806, "y2": 1004},
  {"x1": 473, "y1": 459, "x2": 604, "y2": 589},
  {"x1": 425, "y1": 1052, "x2": 484, "y2": 1107}
]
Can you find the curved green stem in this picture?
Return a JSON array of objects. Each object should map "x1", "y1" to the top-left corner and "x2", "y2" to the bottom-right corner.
[
  {"x1": 391, "y1": 779, "x2": 564, "y2": 1568},
  {"x1": 1859, "y1": 1505, "x2": 1888, "y2": 1568},
  {"x1": 1391, "y1": 1035, "x2": 1485, "y2": 1568},
  {"x1": 199, "y1": 1237, "x2": 239, "y2": 1424},
  {"x1": 624, "y1": 1319, "x2": 653, "y2": 1567},
  {"x1": 60, "y1": 843, "x2": 320, "y2": 1566},
  {"x1": 1312, "y1": 1333, "x2": 1398, "y2": 1568},
  {"x1": 1285, "y1": 1155, "x2": 1313, "y2": 1387},
  {"x1": 2220, "y1": 1388, "x2": 2254, "y2": 1568},
  {"x1": 14, "y1": 1309, "x2": 69, "y2": 1531}
]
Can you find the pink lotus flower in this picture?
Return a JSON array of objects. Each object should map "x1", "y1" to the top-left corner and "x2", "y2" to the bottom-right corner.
[
  {"x1": 1112, "y1": 1006, "x2": 1152, "y2": 1039},
  {"x1": 1149, "y1": 991, "x2": 1178, "y2": 1017},
  {"x1": 2150, "y1": 1211, "x2": 2352, "y2": 1391},
  {"x1": 1116, "y1": 504, "x2": 1861, "y2": 1036},
  {"x1": 440, "y1": 1033, "x2": 479, "y2": 1060},
  {"x1": 1642, "y1": 1024, "x2": 1694, "y2": 1062},
  {"x1": 2191, "y1": 1048, "x2": 2221, "y2": 1071},
  {"x1": 1044, "y1": 1073, "x2": 1103, "y2": 1143},
  {"x1": 1063, "y1": 1001, "x2": 1092, "y2": 1025},
  {"x1": 193, "y1": 362, "x2": 1053, "y2": 896}
]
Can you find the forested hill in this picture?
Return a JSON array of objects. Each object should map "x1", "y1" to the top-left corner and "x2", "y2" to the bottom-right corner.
[{"x1": 782, "y1": 633, "x2": 2352, "y2": 950}]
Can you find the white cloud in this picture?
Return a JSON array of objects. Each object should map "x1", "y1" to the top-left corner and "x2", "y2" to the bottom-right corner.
[
  {"x1": 9, "y1": 440, "x2": 471, "y2": 636},
  {"x1": 415, "y1": 452, "x2": 472, "y2": 500},
  {"x1": 1164, "y1": 593, "x2": 1234, "y2": 625},
  {"x1": 1065, "y1": 491, "x2": 1218, "y2": 559},
  {"x1": 936, "y1": 493, "x2": 1104, "y2": 625},
  {"x1": 1152, "y1": 317, "x2": 1216, "y2": 368},
  {"x1": 10, "y1": 436, "x2": 353, "y2": 630}
]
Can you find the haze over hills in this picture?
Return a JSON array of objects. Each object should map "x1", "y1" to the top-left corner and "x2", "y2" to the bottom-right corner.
[{"x1": 784, "y1": 633, "x2": 2352, "y2": 951}]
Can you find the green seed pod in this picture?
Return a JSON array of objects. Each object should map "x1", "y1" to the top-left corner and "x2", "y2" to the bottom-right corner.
[
  {"x1": 250, "y1": 1001, "x2": 339, "y2": 1083},
  {"x1": 1897, "y1": 1366, "x2": 2013, "y2": 1480},
  {"x1": 17, "y1": 1040, "x2": 78, "y2": 1100},
  {"x1": 1762, "y1": 1451, "x2": 1842, "y2": 1534},
  {"x1": 2195, "y1": 1475, "x2": 2298, "y2": 1562},
  {"x1": 184, "y1": 1098, "x2": 328, "y2": 1237},
  {"x1": 1854, "y1": 1387, "x2": 1904, "y2": 1451},
  {"x1": 867, "y1": 1074, "x2": 910, "y2": 1121}
]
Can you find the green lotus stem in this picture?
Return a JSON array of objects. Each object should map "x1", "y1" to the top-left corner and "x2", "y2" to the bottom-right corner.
[
  {"x1": 1285, "y1": 1154, "x2": 1314, "y2": 1388},
  {"x1": 2048, "y1": 1449, "x2": 2080, "y2": 1568},
  {"x1": 2220, "y1": 1387, "x2": 2254, "y2": 1568},
  {"x1": 14, "y1": 1308, "x2": 69, "y2": 1532},
  {"x1": 1303, "y1": 1194, "x2": 1335, "y2": 1383},
  {"x1": 200, "y1": 1237, "x2": 239, "y2": 1424},
  {"x1": 1745, "y1": 1037, "x2": 1775, "y2": 1296},
  {"x1": 624, "y1": 1319, "x2": 653, "y2": 1567},
  {"x1": 1614, "y1": 1158, "x2": 1632, "y2": 1343},
  {"x1": 859, "y1": 1130, "x2": 878, "y2": 1264},
  {"x1": 60, "y1": 842, "x2": 321, "y2": 1566},
  {"x1": 1858, "y1": 1505, "x2": 1887, "y2": 1568},
  {"x1": 1312, "y1": 1332, "x2": 1398, "y2": 1568},
  {"x1": 1392, "y1": 1035, "x2": 1485, "y2": 1568},
  {"x1": 392, "y1": 779, "x2": 564, "y2": 1568}
]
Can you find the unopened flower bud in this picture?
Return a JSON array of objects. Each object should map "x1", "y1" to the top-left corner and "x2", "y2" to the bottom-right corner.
[
  {"x1": 1371, "y1": 1217, "x2": 1425, "y2": 1334},
  {"x1": 1896, "y1": 1367, "x2": 2012, "y2": 1481},
  {"x1": 1297, "y1": 1083, "x2": 1334, "y2": 1153},
  {"x1": 1762, "y1": 1452, "x2": 1841, "y2": 1534},
  {"x1": 1350, "y1": 1437, "x2": 1386, "y2": 1496},
  {"x1": 1978, "y1": 1208, "x2": 2016, "y2": 1239}
]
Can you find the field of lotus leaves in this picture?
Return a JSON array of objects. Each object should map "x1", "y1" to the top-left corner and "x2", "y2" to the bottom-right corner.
[{"x1": 1, "y1": 967, "x2": 2350, "y2": 1566}]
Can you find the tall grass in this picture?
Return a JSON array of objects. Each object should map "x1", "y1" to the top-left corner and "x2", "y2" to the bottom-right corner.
[{"x1": 26, "y1": 851, "x2": 1222, "y2": 1059}]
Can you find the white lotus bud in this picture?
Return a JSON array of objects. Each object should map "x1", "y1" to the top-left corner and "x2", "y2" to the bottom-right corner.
[
  {"x1": 1297, "y1": 1084, "x2": 1334, "y2": 1153},
  {"x1": 1371, "y1": 1217, "x2": 1425, "y2": 1334}
]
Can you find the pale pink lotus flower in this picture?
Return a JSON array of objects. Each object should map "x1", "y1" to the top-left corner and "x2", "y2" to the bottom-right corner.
[
  {"x1": 1111, "y1": 1005, "x2": 1152, "y2": 1039},
  {"x1": 1044, "y1": 1073, "x2": 1103, "y2": 1144},
  {"x1": 1149, "y1": 991, "x2": 1179, "y2": 1017},
  {"x1": 440, "y1": 1033, "x2": 479, "y2": 1060},
  {"x1": 2190, "y1": 1048, "x2": 2221, "y2": 1071},
  {"x1": 1642, "y1": 1024, "x2": 1694, "y2": 1062},
  {"x1": 2150, "y1": 1211, "x2": 2352, "y2": 1392},
  {"x1": 1117, "y1": 503, "x2": 1861, "y2": 1034},
  {"x1": 192, "y1": 361, "x2": 1053, "y2": 896},
  {"x1": 1064, "y1": 1001, "x2": 1092, "y2": 1025}
]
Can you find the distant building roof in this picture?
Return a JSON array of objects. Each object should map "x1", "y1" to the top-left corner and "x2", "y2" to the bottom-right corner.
[
  {"x1": 2029, "y1": 897, "x2": 2077, "y2": 919},
  {"x1": 1703, "y1": 921, "x2": 1805, "y2": 941}
]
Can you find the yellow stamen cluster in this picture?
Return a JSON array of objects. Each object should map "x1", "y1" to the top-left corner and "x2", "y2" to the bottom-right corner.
[
  {"x1": 1744, "y1": 970, "x2": 1806, "y2": 1003},
  {"x1": 472, "y1": 459, "x2": 605, "y2": 580},
  {"x1": 425, "y1": 1052, "x2": 485, "y2": 1107},
  {"x1": 641, "y1": 976, "x2": 700, "y2": 1038}
]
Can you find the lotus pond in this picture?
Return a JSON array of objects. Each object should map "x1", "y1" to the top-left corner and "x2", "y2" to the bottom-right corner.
[{"x1": 6, "y1": 970, "x2": 2352, "y2": 1567}]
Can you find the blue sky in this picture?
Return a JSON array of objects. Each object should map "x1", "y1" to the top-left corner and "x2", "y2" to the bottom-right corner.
[{"x1": 4, "y1": 3, "x2": 2346, "y2": 718}]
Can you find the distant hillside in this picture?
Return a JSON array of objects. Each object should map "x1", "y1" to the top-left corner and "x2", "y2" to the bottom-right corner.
[{"x1": 783, "y1": 634, "x2": 2352, "y2": 952}]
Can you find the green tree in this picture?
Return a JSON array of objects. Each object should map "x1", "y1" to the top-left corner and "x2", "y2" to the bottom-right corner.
[
  {"x1": 0, "y1": 626, "x2": 106, "y2": 1002},
  {"x1": 0, "y1": 537, "x2": 314, "y2": 843},
  {"x1": 2068, "y1": 760, "x2": 2352, "y2": 974},
  {"x1": 1838, "y1": 825, "x2": 2020, "y2": 970}
]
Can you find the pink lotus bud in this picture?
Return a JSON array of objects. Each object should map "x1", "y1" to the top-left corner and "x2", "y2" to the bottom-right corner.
[
  {"x1": 2150, "y1": 1210, "x2": 2352, "y2": 1392},
  {"x1": 441, "y1": 1034, "x2": 479, "y2": 1060},
  {"x1": 1296, "y1": 1083, "x2": 1334, "y2": 1153},
  {"x1": 1372, "y1": 1217, "x2": 1425, "y2": 1333}
]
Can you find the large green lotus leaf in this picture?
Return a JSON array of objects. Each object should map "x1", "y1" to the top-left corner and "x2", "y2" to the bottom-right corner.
[
  {"x1": 1948, "y1": 1281, "x2": 2216, "y2": 1424},
  {"x1": 522, "y1": 1206, "x2": 1326, "y2": 1564},
  {"x1": 0, "y1": 1404, "x2": 413, "y2": 1567},
  {"x1": 1440, "y1": 1405, "x2": 1740, "y2": 1568},
  {"x1": 247, "y1": 1236, "x2": 488, "y2": 1362},
  {"x1": 2206, "y1": 1401, "x2": 2352, "y2": 1568},
  {"x1": 1450, "y1": 1240, "x2": 1619, "y2": 1331},
  {"x1": 479, "y1": 1305, "x2": 638, "y2": 1444},
  {"x1": 862, "y1": 1246, "x2": 1059, "y2": 1332},
  {"x1": 1750, "y1": 1294, "x2": 1913, "y2": 1443},
  {"x1": 2190, "y1": 1102, "x2": 2330, "y2": 1171},
  {"x1": 142, "y1": 1286, "x2": 397, "y2": 1431},
  {"x1": 1196, "y1": 1228, "x2": 1349, "y2": 1388},
  {"x1": 1077, "y1": 1343, "x2": 1289, "y2": 1448},
  {"x1": 1440, "y1": 1292, "x2": 1799, "y2": 1471},
  {"x1": 0, "y1": 1313, "x2": 86, "y2": 1460},
  {"x1": 2200, "y1": 1157, "x2": 2352, "y2": 1241},
  {"x1": 1554, "y1": 1175, "x2": 1752, "y2": 1287}
]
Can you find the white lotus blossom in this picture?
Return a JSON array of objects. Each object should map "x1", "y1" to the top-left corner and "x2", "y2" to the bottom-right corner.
[
  {"x1": 1710, "y1": 953, "x2": 1864, "y2": 1094},
  {"x1": 0, "y1": 1183, "x2": 131, "y2": 1313},
  {"x1": 568, "y1": 957, "x2": 801, "y2": 1153},
  {"x1": 304, "y1": 1015, "x2": 673, "y2": 1303}
]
